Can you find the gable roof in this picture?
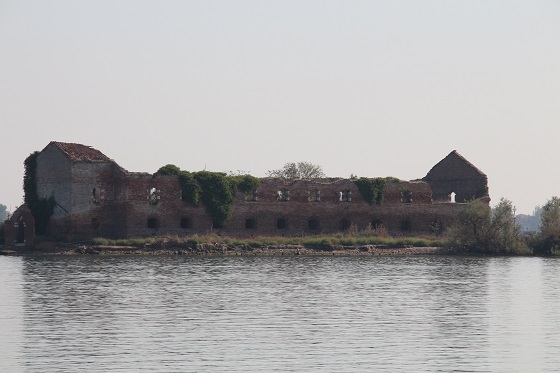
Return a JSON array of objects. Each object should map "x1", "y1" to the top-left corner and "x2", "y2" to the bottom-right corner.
[
  {"x1": 49, "y1": 141, "x2": 112, "y2": 162},
  {"x1": 425, "y1": 150, "x2": 486, "y2": 179}
]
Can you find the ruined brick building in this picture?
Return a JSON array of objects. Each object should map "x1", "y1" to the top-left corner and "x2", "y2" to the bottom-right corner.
[{"x1": 5, "y1": 141, "x2": 490, "y2": 243}]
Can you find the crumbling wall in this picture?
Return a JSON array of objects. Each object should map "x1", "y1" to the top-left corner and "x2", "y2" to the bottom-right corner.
[
  {"x1": 116, "y1": 176, "x2": 456, "y2": 238},
  {"x1": 121, "y1": 173, "x2": 214, "y2": 238},
  {"x1": 32, "y1": 142, "x2": 488, "y2": 240},
  {"x1": 218, "y1": 178, "x2": 454, "y2": 237},
  {"x1": 3, "y1": 205, "x2": 35, "y2": 247}
]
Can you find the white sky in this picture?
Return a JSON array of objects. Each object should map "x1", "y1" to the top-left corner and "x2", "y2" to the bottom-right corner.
[{"x1": 1, "y1": 0, "x2": 559, "y2": 215}]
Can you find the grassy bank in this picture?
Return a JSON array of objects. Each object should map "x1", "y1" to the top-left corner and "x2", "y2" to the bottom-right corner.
[{"x1": 91, "y1": 233, "x2": 445, "y2": 249}]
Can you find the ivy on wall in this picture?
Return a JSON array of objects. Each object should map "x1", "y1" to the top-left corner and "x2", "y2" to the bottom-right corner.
[
  {"x1": 156, "y1": 165, "x2": 261, "y2": 225},
  {"x1": 24, "y1": 152, "x2": 56, "y2": 235},
  {"x1": 353, "y1": 177, "x2": 399, "y2": 205}
]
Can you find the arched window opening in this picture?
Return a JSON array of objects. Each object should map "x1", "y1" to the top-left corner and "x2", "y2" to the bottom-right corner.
[
  {"x1": 147, "y1": 217, "x2": 158, "y2": 229},
  {"x1": 450, "y1": 192, "x2": 456, "y2": 203}
]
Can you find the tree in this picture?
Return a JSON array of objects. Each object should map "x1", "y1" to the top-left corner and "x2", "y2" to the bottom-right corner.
[
  {"x1": 447, "y1": 198, "x2": 528, "y2": 254},
  {"x1": 0, "y1": 204, "x2": 7, "y2": 222},
  {"x1": 267, "y1": 162, "x2": 325, "y2": 179},
  {"x1": 535, "y1": 196, "x2": 560, "y2": 255},
  {"x1": 156, "y1": 164, "x2": 181, "y2": 175}
]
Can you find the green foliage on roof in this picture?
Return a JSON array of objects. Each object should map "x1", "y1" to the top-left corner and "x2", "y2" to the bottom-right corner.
[
  {"x1": 156, "y1": 165, "x2": 261, "y2": 225},
  {"x1": 353, "y1": 177, "x2": 399, "y2": 205}
]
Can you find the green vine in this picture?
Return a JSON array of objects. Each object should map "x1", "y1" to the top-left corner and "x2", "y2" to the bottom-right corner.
[
  {"x1": 156, "y1": 165, "x2": 261, "y2": 224},
  {"x1": 178, "y1": 172, "x2": 201, "y2": 206},
  {"x1": 24, "y1": 152, "x2": 56, "y2": 235},
  {"x1": 353, "y1": 177, "x2": 399, "y2": 205}
]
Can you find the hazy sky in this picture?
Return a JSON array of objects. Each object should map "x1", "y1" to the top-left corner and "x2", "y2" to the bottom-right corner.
[{"x1": 1, "y1": 0, "x2": 559, "y2": 215}]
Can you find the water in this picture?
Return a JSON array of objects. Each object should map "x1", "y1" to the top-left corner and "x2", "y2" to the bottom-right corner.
[{"x1": 1, "y1": 254, "x2": 560, "y2": 372}]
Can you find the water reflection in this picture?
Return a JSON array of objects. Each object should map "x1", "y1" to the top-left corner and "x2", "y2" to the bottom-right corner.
[
  {"x1": 0, "y1": 256, "x2": 24, "y2": 372},
  {"x1": 0, "y1": 255, "x2": 559, "y2": 372}
]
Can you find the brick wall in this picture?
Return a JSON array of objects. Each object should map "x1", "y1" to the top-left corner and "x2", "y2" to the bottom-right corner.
[{"x1": 34, "y1": 144, "x2": 487, "y2": 240}]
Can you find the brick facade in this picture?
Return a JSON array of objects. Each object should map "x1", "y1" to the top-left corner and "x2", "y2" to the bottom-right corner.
[{"x1": 27, "y1": 142, "x2": 489, "y2": 240}]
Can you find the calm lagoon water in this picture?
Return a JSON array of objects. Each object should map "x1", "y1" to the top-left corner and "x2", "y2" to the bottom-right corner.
[{"x1": 1, "y1": 254, "x2": 560, "y2": 372}]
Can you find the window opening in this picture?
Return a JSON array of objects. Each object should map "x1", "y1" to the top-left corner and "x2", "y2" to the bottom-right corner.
[
  {"x1": 277, "y1": 189, "x2": 290, "y2": 201},
  {"x1": 401, "y1": 190, "x2": 413, "y2": 204},
  {"x1": 147, "y1": 217, "x2": 158, "y2": 229},
  {"x1": 148, "y1": 187, "x2": 161, "y2": 205},
  {"x1": 245, "y1": 190, "x2": 258, "y2": 202},
  {"x1": 450, "y1": 192, "x2": 456, "y2": 203},
  {"x1": 341, "y1": 219, "x2": 351, "y2": 231},
  {"x1": 371, "y1": 219, "x2": 383, "y2": 230},
  {"x1": 245, "y1": 218, "x2": 256, "y2": 229},
  {"x1": 91, "y1": 187, "x2": 105, "y2": 204},
  {"x1": 276, "y1": 218, "x2": 287, "y2": 230},
  {"x1": 400, "y1": 219, "x2": 412, "y2": 231},
  {"x1": 308, "y1": 218, "x2": 319, "y2": 231},
  {"x1": 180, "y1": 218, "x2": 191, "y2": 229},
  {"x1": 91, "y1": 187, "x2": 98, "y2": 204},
  {"x1": 308, "y1": 189, "x2": 321, "y2": 202},
  {"x1": 339, "y1": 190, "x2": 352, "y2": 202},
  {"x1": 430, "y1": 220, "x2": 443, "y2": 235},
  {"x1": 16, "y1": 216, "x2": 25, "y2": 243}
]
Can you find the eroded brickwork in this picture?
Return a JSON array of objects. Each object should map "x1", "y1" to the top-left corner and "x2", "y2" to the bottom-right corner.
[
  {"x1": 30, "y1": 142, "x2": 489, "y2": 240},
  {"x1": 3, "y1": 205, "x2": 35, "y2": 247}
]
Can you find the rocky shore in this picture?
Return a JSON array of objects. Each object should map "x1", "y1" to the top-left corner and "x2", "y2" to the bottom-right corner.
[{"x1": 9, "y1": 243, "x2": 451, "y2": 256}]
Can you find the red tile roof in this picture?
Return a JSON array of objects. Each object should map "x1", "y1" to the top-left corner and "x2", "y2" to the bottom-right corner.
[{"x1": 51, "y1": 142, "x2": 112, "y2": 162}]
